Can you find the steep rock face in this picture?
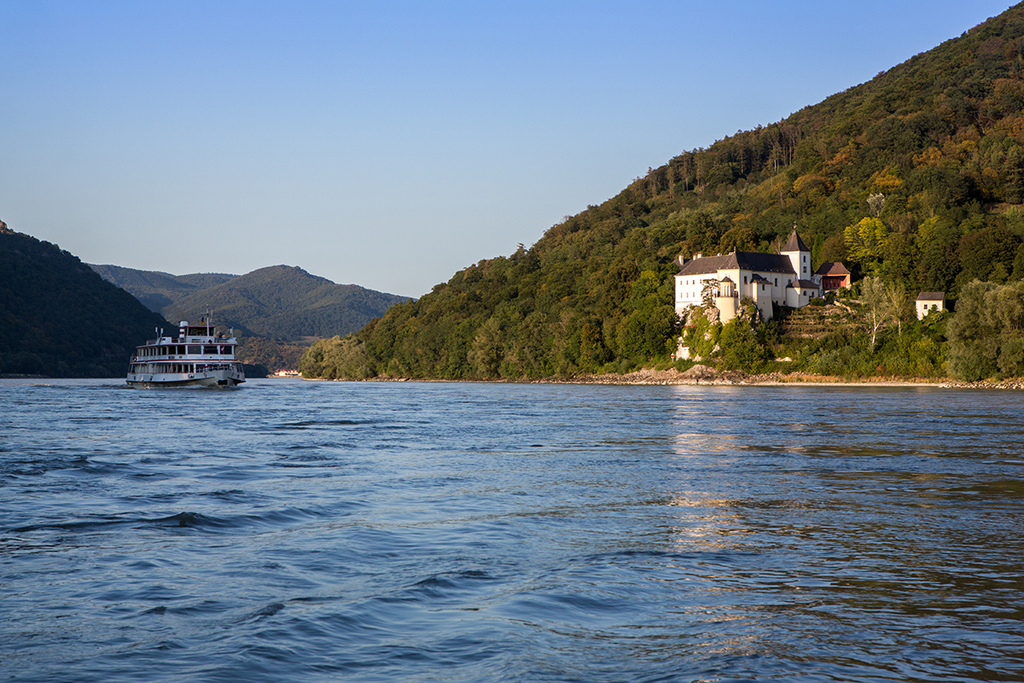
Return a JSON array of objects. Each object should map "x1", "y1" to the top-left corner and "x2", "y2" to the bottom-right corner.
[{"x1": 1, "y1": 226, "x2": 173, "y2": 377}]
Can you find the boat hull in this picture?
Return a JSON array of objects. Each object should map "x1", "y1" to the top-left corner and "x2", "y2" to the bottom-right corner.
[{"x1": 126, "y1": 368, "x2": 245, "y2": 389}]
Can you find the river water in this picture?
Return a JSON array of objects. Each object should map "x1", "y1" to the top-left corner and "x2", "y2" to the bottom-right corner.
[{"x1": 2, "y1": 378, "x2": 1023, "y2": 682}]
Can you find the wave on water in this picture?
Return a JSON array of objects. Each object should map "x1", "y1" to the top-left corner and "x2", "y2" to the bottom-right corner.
[
  {"x1": 3, "y1": 380, "x2": 1024, "y2": 682},
  {"x1": 7, "y1": 507, "x2": 333, "y2": 536}
]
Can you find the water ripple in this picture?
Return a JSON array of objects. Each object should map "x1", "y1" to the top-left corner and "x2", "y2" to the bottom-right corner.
[{"x1": 1, "y1": 380, "x2": 1023, "y2": 682}]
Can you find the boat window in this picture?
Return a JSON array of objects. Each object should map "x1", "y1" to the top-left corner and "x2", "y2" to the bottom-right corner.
[
  {"x1": 187, "y1": 345, "x2": 201, "y2": 354},
  {"x1": 204, "y1": 346, "x2": 218, "y2": 354}
]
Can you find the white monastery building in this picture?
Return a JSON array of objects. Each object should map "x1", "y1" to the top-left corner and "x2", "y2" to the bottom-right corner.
[{"x1": 674, "y1": 229, "x2": 819, "y2": 323}]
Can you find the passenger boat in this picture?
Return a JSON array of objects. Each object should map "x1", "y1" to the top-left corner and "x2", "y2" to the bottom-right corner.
[{"x1": 127, "y1": 317, "x2": 245, "y2": 388}]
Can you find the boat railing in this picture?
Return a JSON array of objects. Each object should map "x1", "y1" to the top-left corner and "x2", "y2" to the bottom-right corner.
[{"x1": 141, "y1": 336, "x2": 236, "y2": 347}]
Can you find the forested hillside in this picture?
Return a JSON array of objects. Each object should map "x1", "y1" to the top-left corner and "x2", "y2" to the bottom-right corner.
[
  {"x1": 0, "y1": 224, "x2": 173, "y2": 377},
  {"x1": 89, "y1": 264, "x2": 236, "y2": 314},
  {"x1": 92, "y1": 263, "x2": 410, "y2": 372},
  {"x1": 303, "y1": 3, "x2": 1024, "y2": 381},
  {"x1": 92, "y1": 263, "x2": 407, "y2": 342},
  {"x1": 165, "y1": 265, "x2": 409, "y2": 342}
]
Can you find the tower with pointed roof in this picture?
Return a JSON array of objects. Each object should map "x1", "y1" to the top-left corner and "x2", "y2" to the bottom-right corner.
[{"x1": 781, "y1": 227, "x2": 811, "y2": 284}]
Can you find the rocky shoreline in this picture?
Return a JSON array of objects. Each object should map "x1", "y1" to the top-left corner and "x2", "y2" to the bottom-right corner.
[
  {"x1": 547, "y1": 365, "x2": 1024, "y2": 390},
  {"x1": 320, "y1": 365, "x2": 1024, "y2": 389}
]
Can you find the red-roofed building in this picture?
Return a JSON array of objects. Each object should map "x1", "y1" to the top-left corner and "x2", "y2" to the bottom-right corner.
[{"x1": 813, "y1": 262, "x2": 851, "y2": 291}]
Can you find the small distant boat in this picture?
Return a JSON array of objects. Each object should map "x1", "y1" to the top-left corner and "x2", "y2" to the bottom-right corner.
[{"x1": 127, "y1": 317, "x2": 245, "y2": 388}]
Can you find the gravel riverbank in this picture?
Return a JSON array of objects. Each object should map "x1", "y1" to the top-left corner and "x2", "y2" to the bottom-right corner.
[
  {"x1": 549, "y1": 365, "x2": 1024, "y2": 389},
  {"x1": 328, "y1": 366, "x2": 1024, "y2": 389}
]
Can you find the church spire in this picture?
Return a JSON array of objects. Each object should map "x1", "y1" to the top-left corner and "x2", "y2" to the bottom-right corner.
[{"x1": 782, "y1": 226, "x2": 809, "y2": 253}]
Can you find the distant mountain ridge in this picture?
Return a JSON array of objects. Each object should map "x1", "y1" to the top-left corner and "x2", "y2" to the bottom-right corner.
[
  {"x1": 88, "y1": 264, "x2": 236, "y2": 314},
  {"x1": 90, "y1": 263, "x2": 410, "y2": 342}
]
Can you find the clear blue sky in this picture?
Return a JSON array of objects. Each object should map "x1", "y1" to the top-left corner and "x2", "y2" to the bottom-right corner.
[{"x1": 1, "y1": 1, "x2": 1015, "y2": 297}]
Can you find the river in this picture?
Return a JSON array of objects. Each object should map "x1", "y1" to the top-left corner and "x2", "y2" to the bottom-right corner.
[{"x1": 2, "y1": 378, "x2": 1022, "y2": 681}]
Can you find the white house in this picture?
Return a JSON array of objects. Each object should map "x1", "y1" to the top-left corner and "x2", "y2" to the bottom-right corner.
[
  {"x1": 674, "y1": 229, "x2": 819, "y2": 323},
  {"x1": 915, "y1": 292, "x2": 945, "y2": 319}
]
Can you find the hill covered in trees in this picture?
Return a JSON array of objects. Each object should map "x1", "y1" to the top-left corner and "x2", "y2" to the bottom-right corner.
[
  {"x1": 92, "y1": 264, "x2": 409, "y2": 342},
  {"x1": 302, "y1": 3, "x2": 1024, "y2": 381},
  {"x1": 0, "y1": 223, "x2": 173, "y2": 377},
  {"x1": 89, "y1": 264, "x2": 236, "y2": 314},
  {"x1": 167, "y1": 266, "x2": 409, "y2": 342},
  {"x1": 92, "y1": 263, "x2": 410, "y2": 372}
]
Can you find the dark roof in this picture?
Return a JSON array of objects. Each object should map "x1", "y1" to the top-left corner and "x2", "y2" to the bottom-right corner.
[
  {"x1": 782, "y1": 229, "x2": 810, "y2": 253},
  {"x1": 917, "y1": 292, "x2": 945, "y2": 301},
  {"x1": 814, "y1": 261, "x2": 850, "y2": 276},
  {"x1": 677, "y1": 254, "x2": 734, "y2": 276},
  {"x1": 793, "y1": 279, "x2": 818, "y2": 289},
  {"x1": 678, "y1": 251, "x2": 795, "y2": 276}
]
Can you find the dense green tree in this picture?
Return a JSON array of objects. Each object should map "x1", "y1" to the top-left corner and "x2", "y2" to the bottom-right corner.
[
  {"x1": 879, "y1": 233, "x2": 920, "y2": 287},
  {"x1": 718, "y1": 319, "x2": 770, "y2": 372},
  {"x1": 946, "y1": 280, "x2": 1024, "y2": 380},
  {"x1": 468, "y1": 317, "x2": 504, "y2": 378},
  {"x1": 958, "y1": 225, "x2": 1021, "y2": 284},
  {"x1": 917, "y1": 218, "x2": 963, "y2": 295},
  {"x1": 298, "y1": 335, "x2": 374, "y2": 379},
  {"x1": 844, "y1": 217, "x2": 890, "y2": 272}
]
